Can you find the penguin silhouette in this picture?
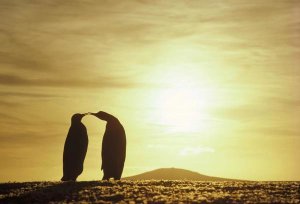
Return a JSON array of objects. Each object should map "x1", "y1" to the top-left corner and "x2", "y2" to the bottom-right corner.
[
  {"x1": 61, "y1": 113, "x2": 88, "y2": 181},
  {"x1": 91, "y1": 111, "x2": 126, "y2": 180}
]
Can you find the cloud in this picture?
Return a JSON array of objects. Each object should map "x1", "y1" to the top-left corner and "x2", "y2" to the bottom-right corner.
[
  {"x1": 250, "y1": 127, "x2": 300, "y2": 138},
  {"x1": 0, "y1": 91, "x2": 60, "y2": 98},
  {"x1": 147, "y1": 144, "x2": 168, "y2": 149},
  {"x1": 147, "y1": 144, "x2": 215, "y2": 156},
  {"x1": 213, "y1": 93, "x2": 300, "y2": 122},
  {"x1": 268, "y1": 96, "x2": 300, "y2": 108},
  {"x1": 179, "y1": 147, "x2": 215, "y2": 156},
  {"x1": 1, "y1": 0, "x2": 299, "y2": 88},
  {"x1": 0, "y1": 100, "x2": 20, "y2": 107},
  {"x1": 0, "y1": 73, "x2": 140, "y2": 89},
  {"x1": 0, "y1": 113, "x2": 24, "y2": 123}
]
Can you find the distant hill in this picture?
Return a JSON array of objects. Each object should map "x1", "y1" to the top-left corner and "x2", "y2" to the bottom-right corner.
[{"x1": 123, "y1": 168, "x2": 240, "y2": 181}]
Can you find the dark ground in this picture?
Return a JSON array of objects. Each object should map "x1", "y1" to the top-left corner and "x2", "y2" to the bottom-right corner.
[{"x1": 0, "y1": 180, "x2": 299, "y2": 203}]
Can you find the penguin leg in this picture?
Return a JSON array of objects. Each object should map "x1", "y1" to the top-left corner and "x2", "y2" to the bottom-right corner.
[{"x1": 102, "y1": 171, "x2": 109, "y2": 180}]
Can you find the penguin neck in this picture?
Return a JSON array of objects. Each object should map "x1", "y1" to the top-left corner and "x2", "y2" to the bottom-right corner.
[
  {"x1": 72, "y1": 120, "x2": 83, "y2": 125},
  {"x1": 97, "y1": 111, "x2": 118, "y2": 122}
]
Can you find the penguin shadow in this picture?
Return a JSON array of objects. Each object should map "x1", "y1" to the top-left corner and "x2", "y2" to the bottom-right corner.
[{"x1": 0, "y1": 181, "x2": 120, "y2": 203}]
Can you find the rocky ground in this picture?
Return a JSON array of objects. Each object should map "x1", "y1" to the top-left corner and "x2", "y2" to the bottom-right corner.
[{"x1": 0, "y1": 180, "x2": 299, "y2": 203}]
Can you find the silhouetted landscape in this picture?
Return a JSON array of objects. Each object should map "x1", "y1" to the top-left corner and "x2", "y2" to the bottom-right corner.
[
  {"x1": 123, "y1": 168, "x2": 240, "y2": 181},
  {"x1": 1, "y1": 168, "x2": 299, "y2": 203}
]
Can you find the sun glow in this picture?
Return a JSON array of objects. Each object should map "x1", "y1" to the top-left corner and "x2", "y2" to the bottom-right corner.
[
  {"x1": 155, "y1": 85, "x2": 212, "y2": 133},
  {"x1": 145, "y1": 59, "x2": 217, "y2": 133}
]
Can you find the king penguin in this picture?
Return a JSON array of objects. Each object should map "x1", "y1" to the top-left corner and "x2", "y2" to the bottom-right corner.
[
  {"x1": 91, "y1": 111, "x2": 126, "y2": 180},
  {"x1": 61, "y1": 113, "x2": 88, "y2": 181}
]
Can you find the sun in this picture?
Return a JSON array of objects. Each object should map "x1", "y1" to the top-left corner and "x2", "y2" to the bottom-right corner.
[
  {"x1": 145, "y1": 54, "x2": 217, "y2": 133},
  {"x1": 155, "y1": 86, "x2": 211, "y2": 133}
]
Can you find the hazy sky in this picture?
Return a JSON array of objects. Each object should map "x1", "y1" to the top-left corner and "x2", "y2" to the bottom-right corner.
[{"x1": 0, "y1": 0, "x2": 299, "y2": 182}]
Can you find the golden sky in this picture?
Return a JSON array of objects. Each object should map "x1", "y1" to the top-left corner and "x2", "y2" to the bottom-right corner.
[{"x1": 0, "y1": 0, "x2": 299, "y2": 182}]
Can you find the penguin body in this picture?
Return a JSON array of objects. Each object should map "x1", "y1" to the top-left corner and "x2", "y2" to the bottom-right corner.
[
  {"x1": 61, "y1": 113, "x2": 88, "y2": 181},
  {"x1": 92, "y1": 111, "x2": 126, "y2": 180}
]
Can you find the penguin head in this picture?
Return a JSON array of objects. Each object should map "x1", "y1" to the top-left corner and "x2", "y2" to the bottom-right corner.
[
  {"x1": 71, "y1": 113, "x2": 85, "y2": 123},
  {"x1": 90, "y1": 111, "x2": 110, "y2": 121}
]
